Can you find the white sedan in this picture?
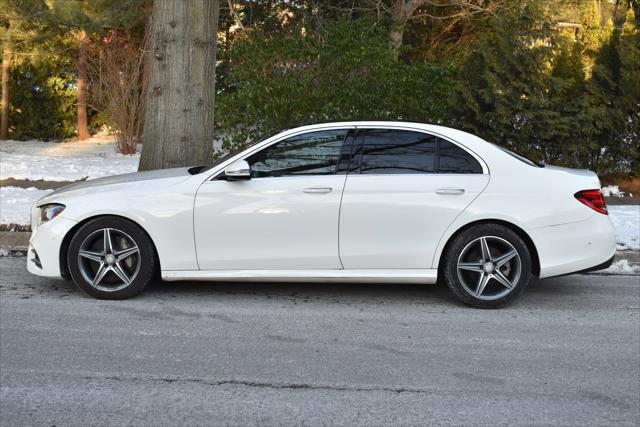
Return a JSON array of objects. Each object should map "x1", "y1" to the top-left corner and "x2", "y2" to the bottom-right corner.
[{"x1": 27, "y1": 122, "x2": 616, "y2": 308}]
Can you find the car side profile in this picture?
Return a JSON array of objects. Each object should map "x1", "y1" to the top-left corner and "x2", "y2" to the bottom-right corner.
[{"x1": 27, "y1": 122, "x2": 616, "y2": 308}]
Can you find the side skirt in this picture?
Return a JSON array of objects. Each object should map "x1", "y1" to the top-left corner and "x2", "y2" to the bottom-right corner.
[{"x1": 161, "y1": 269, "x2": 438, "y2": 284}]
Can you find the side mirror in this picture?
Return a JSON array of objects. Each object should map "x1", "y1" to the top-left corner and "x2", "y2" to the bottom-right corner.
[{"x1": 224, "y1": 159, "x2": 251, "y2": 181}]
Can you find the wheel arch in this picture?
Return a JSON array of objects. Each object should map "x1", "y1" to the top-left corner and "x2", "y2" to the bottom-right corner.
[
  {"x1": 59, "y1": 214, "x2": 161, "y2": 279},
  {"x1": 436, "y1": 219, "x2": 541, "y2": 277}
]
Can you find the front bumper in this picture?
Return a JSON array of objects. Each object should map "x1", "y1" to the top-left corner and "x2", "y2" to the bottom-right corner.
[
  {"x1": 530, "y1": 213, "x2": 616, "y2": 279},
  {"x1": 27, "y1": 216, "x2": 78, "y2": 278}
]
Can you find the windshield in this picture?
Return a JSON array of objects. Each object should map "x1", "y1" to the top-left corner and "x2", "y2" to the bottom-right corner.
[{"x1": 494, "y1": 145, "x2": 544, "y2": 167}]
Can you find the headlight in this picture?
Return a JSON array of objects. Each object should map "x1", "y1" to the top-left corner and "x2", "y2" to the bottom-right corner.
[{"x1": 39, "y1": 204, "x2": 65, "y2": 224}]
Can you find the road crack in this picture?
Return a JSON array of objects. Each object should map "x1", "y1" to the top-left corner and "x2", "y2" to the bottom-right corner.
[{"x1": 81, "y1": 374, "x2": 428, "y2": 395}]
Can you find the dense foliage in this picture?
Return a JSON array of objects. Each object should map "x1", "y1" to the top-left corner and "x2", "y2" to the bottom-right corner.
[
  {"x1": 8, "y1": 53, "x2": 76, "y2": 140},
  {"x1": 452, "y1": 2, "x2": 640, "y2": 174},
  {"x1": 217, "y1": 18, "x2": 453, "y2": 152},
  {"x1": 1, "y1": 0, "x2": 639, "y2": 175},
  {"x1": 216, "y1": 0, "x2": 639, "y2": 175}
]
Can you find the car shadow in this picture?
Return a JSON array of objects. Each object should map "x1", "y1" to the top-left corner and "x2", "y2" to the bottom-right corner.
[
  {"x1": 136, "y1": 279, "x2": 447, "y2": 309},
  {"x1": 138, "y1": 275, "x2": 590, "y2": 310},
  {"x1": 3, "y1": 256, "x2": 623, "y2": 310}
]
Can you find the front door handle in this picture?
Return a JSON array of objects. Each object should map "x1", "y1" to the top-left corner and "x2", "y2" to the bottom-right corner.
[
  {"x1": 436, "y1": 188, "x2": 465, "y2": 195},
  {"x1": 303, "y1": 187, "x2": 333, "y2": 194}
]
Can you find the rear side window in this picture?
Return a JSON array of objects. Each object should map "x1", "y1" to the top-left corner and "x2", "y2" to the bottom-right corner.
[
  {"x1": 353, "y1": 129, "x2": 482, "y2": 174},
  {"x1": 437, "y1": 139, "x2": 483, "y2": 174},
  {"x1": 358, "y1": 129, "x2": 437, "y2": 174},
  {"x1": 247, "y1": 129, "x2": 348, "y2": 178}
]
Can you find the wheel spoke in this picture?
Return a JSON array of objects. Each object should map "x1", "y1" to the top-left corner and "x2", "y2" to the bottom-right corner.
[
  {"x1": 104, "y1": 228, "x2": 114, "y2": 253},
  {"x1": 493, "y1": 270, "x2": 514, "y2": 290},
  {"x1": 458, "y1": 262, "x2": 484, "y2": 272},
  {"x1": 79, "y1": 250, "x2": 103, "y2": 263},
  {"x1": 92, "y1": 263, "x2": 109, "y2": 287},
  {"x1": 494, "y1": 249, "x2": 517, "y2": 268},
  {"x1": 475, "y1": 272, "x2": 490, "y2": 297},
  {"x1": 111, "y1": 262, "x2": 132, "y2": 285},
  {"x1": 115, "y1": 246, "x2": 139, "y2": 261},
  {"x1": 479, "y1": 237, "x2": 492, "y2": 262}
]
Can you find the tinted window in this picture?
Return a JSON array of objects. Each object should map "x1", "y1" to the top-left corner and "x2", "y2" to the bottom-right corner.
[
  {"x1": 359, "y1": 130, "x2": 436, "y2": 174},
  {"x1": 437, "y1": 139, "x2": 483, "y2": 174},
  {"x1": 246, "y1": 130, "x2": 348, "y2": 178}
]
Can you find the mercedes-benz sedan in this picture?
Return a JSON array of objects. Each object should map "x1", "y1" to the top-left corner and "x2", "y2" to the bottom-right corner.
[{"x1": 27, "y1": 122, "x2": 616, "y2": 308}]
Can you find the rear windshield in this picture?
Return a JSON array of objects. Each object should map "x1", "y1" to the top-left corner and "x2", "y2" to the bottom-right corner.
[{"x1": 495, "y1": 145, "x2": 544, "y2": 167}]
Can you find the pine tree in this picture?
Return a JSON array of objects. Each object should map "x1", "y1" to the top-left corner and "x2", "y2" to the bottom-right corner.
[
  {"x1": 0, "y1": 0, "x2": 53, "y2": 140},
  {"x1": 453, "y1": 1, "x2": 568, "y2": 164},
  {"x1": 616, "y1": 8, "x2": 640, "y2": 173},
  {"x1": 48, "y1": 0, "x2": 102, "y2": 141}
]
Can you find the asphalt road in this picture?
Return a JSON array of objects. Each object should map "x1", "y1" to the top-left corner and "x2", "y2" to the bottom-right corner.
[{"x1": 1, "y1": 256, "x2": 639, "y2": 426}]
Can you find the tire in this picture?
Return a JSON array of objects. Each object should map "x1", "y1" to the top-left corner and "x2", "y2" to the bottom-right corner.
[
  {"x1": 67, "y1": 216, "x2": 156, "y2": 299},
  {"x1": 442, "y1": 224, "x2": 532, "y2": 309}
]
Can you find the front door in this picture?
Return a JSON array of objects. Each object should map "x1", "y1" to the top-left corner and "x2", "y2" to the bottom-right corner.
[{"x1": 194, "y1": 128, "x2": 353, "y2": 270}]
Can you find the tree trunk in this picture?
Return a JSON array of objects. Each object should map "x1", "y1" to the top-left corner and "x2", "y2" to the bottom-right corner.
[
  {"x1": 1, "y1": 47, "x2": 10, "y2": 140},
  {"x1": 77, "y1": 30, "x2": 90, "y2": 140},
  {"x1": 390, "y1": 0, "x2": 423, "y2": 56},
  {"x1": 390, "y1": 0, "x2": 407, "y2": 55},
  {"x1": 139, "y1": 0, "x2": 220, "y2": 171}
]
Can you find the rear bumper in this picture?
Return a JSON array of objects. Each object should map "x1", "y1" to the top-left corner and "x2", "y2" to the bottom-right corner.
[
  {"x1": 530, "y1": 213, "x2": 616, "y2": 279},
  {"x1": 27, "y1": 216, "x2": 78, "y2": 279},
  {"x1": 573, "y1": 254, "x2": 615, "y2": 275}
]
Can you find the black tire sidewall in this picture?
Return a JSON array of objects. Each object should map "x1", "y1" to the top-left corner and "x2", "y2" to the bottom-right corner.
[
  {"x1": 68, "y1": 217, "x2": 156, "y2": 299},
  {"x1": 443, "y1": 224, "x2": 532, "y2": 309}
]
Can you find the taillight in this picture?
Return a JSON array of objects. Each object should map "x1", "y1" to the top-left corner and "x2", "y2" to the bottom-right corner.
[{"x1": 574, "y1": 189, "x2": 608, "y2": 215}]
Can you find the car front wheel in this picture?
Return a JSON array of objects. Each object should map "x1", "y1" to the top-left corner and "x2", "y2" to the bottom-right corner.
[
  {"x1": 67, "y1": 217, "x2": 156, "y2": 299},
  {"x1": 443, "y1": 224, "x2": 533, "y2": 308}
]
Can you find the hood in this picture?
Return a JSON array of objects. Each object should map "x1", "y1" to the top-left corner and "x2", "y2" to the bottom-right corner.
[{"x1": 46, "y1": 167, "x2": 193, "y2": 198}]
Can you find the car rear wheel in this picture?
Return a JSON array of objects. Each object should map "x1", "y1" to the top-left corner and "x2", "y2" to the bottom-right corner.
[
  {"x1": 67, "y1": 217, "x2": 156, "y2": 299},
  {"x1": 443, "y1": 224, "x2": 532, "y2": 308}
]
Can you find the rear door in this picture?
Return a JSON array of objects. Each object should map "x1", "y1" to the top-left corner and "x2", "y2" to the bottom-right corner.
[{"x1": 339, "y1": 128, "x2": 489, "y2": 269}]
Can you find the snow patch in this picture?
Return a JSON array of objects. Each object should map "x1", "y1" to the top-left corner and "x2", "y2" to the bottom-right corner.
[
  {"x1": 0, "y1": 136, "x2": 140, "y2": 181},
  {"x1": 596, "y1": 259, "x2": 640, "y2": 275},
  {"x1": 601, "y1": 185, "x2": 632, "y2": 198},
  {"x1": 0, "y1": 187, "x2": 53, "y2": 225},
  {"x1": 608, "y1": 205, "x2": 640, "y2": 251},
  {"x1": 601, "y1": 185, "x2": 623, "y2": 197}
]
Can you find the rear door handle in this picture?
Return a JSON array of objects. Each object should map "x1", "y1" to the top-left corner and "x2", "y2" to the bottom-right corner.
[
  {"x1": 436, "y1": 188, "x2": 465, "y2": 195},
  {"x1": 303, "y1": 187, "x2": 333, "y2": 194}
]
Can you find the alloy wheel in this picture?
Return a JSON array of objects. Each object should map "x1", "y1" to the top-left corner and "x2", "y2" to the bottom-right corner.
[
  {"x1": 77, "y1": 228, "x2": 141, "y2": 292},
  {"x1": 456, "y1": 236, "x2": 522, "y2": 301}
]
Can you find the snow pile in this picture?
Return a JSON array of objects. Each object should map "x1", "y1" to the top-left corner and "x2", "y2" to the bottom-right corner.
[
  {"x1": 0, "y1": 187, "x2": 52, "y2": 225},
  {"x1": 601, "y1": 185, "x2": 630, "y2": 197},
  {"x1": 0, "y1": 136, "x2": 140, "y2": 181},
  {"x1": 608, "y1": 205, "x2": 640, "y2": 251},
  {"x1": 597, "y1": 259, "x2": 640, "y2": 275}
]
